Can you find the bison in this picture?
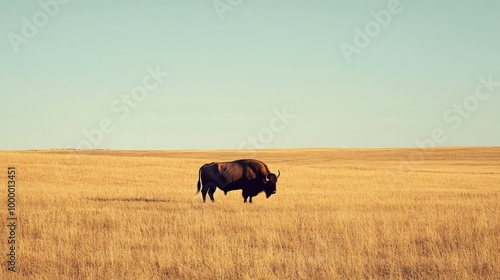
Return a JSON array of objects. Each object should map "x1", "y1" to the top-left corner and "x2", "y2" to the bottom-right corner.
[{"x1": 196, "y1": 159, "x2": 280, "y2": 203}]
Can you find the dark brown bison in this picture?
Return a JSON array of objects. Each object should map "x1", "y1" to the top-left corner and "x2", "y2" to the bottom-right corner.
[{"x1": 196, "y1": 159, "x2": 280, "y2": 203}]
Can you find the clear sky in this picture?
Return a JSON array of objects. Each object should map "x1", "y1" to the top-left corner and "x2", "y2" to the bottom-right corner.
[{"x1": 1, "y1": 0, "x2": 499, "y2": 150}]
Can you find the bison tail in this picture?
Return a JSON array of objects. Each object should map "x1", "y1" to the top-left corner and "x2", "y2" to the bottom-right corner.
[{"x1": 196, "y1": 166, "x2": 202, "y2": 194}]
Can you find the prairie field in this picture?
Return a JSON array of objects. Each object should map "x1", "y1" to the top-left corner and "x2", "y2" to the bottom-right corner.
[{"x1": 0, "y1": 147, "x2": 499, "y2": 279}]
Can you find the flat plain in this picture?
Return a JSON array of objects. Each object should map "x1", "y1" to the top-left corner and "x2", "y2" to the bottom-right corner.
[{"x1": 0, "y1": 147, "x2": 499, "y2": 279}]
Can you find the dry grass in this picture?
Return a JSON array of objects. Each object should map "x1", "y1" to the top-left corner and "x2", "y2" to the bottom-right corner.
[{"x1": 0, "y1": 147, "x2": 499, "y2": 279}]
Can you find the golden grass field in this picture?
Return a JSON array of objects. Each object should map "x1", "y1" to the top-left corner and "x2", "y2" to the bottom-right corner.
[{"x1": 0, "y1": 147, "x2": 499, "y2": 279}]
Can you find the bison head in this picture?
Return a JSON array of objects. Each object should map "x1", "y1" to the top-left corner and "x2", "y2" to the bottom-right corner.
[{"x1": 263, "y1": 170, "x2": 280, "y2": 198}]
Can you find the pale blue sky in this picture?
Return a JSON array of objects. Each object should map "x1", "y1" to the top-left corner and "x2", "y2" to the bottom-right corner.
[{"x1": 1, "y1": 0, "x2": 499, "y2": 150}]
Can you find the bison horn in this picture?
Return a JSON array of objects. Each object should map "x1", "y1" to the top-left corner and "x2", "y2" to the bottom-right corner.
[
  {"x1": 265, "y1": 173, "x2": 270, "y2": 182},
  {"x1": 277, "y1": 170, "x2": 280, "y2": 178}
]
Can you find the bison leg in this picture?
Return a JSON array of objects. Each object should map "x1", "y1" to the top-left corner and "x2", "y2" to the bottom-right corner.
[
  {"x1": 242, "y1": 190, "x2": 252, "y2": 203},
  {"x1": 208, "y1": 185, "x2": 216, "y2": 202},
  {"x1": 201, "y1": 182, "x2": 213, "y2": 203},
  {"x1": 201, "y1": 188, "x2": 208, "y2": 202}
]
